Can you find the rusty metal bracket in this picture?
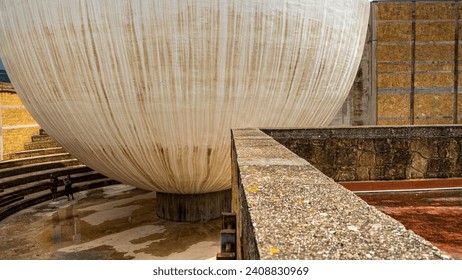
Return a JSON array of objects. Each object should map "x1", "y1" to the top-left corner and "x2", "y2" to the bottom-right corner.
[{"x1": 216, "y1": 212, "x2": 237, "y2": 260}]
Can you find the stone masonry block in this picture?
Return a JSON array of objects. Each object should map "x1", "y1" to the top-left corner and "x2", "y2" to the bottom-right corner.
[
  {"x1": 415, "y1": 44, "x2": 454, "y2": 62},
  {"x1": 370, "y1": 167, "x2": 385, "y2": 181},
  {"x1": 356, "y1": 166, "x2": 370, "y2": 181},
  {"x1": 410, "y1": 139, "x2": 431, "y2": 158},
  {"x1": 2, "y1": 127, "x2": 40, "y2": 155},
  {"x1": 416, "y1": 22, "x2": 455, "y2": 42},
  {"x1": 287, "y1": 140, "x2": 314, "y2": 161},
  {"x1": 377, "y1": 95, "x2": 410, "y2": 118},
  {"x1": 1, "y1": 108, "x2": 37, "y2": 127},
  {"x1": 411, "y1": 152, "x2": 427, "y2": 173},
  {"x1": 359, "y1": 151, "x2": 375, "y2": 166},
  {"x1": 414, "y1": 73, "x2": 454, "y2": 87},
  {"x1": 377, "y1": 45, "x2": 411, "y2": 62},
  {"x1": 336, "y1": 171, "x2": 357, "y2": 182},
  {"x1": 315, "y1": 149, "x2": 336, "y2": 167},
  {"x1": 377, "y1": 63, "x2": 411, "y2": 73},
  {"x1": 377, "y1": 23, "x2": 411, "y2": 42},
  {"x1": 455, "y1": 156, "x2": 462, "y2": 176},
  {"x1": 378, "y1": 73, "x2": 412, "y2": 88},
  {"x1": 414, "y1": 94, "x2": 453, "y2": 117},
  {"x1": 436, "y1": 140, "x2": 451, "y2": 158},
  {"x1": 0, "y1": 92, "x2": 22, "y2": 106},
  {"x1": 415, "y1": 3, "x2": 455, "y2": 21},
  {"x1": 393, "y1": 149, "x2": 412, "y2": 165},
  {"x1": 414, "y1": 118, "x2": 453, "y2": 125},
  {"x1": 335, "y1": 148, "x2": 357, "y2": 166},
  {"x1": 376, "y1": 151, "x2": 394, "y2": 166},
  {"x1": 357, "y1": 139, "x2": 375, "y2": 151},
  {"x1": 416, "y1": 63, "x2": 453, "y2": 72},
  {"x1": 375, "y1": 139, "x2": 391, "y2": 153},
  {"x1": 377, "y1": 118, "x2": 411, "y2": 126},
  {"x1": 384, "y1": 164, "x2": 407, "y2": 180},
  {"x1": 410, "y1": 167, "x2": 425, "y2": 179},
  {"x1": 427, "y1": 158, "x2": 452, "y2": 173},
  {"x1": 378, "y1": 3, "x2": 412, "y2": 21},
  {"x1": 389, "y1": 139, "x2": 410, "y2": 150}
]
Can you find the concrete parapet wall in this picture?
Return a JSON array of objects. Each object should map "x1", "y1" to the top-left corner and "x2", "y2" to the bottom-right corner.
[
  {"x1": 264, "y1": 125, "x2": 462, "y2": 182},
  {"x1": 231, "y1": 128, "x2": 449, "y2": 260}
]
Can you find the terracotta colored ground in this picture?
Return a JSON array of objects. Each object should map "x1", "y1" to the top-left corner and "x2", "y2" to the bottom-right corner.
[{"x1": 357, "y1": 189, "x2": 462, "y2": 259}]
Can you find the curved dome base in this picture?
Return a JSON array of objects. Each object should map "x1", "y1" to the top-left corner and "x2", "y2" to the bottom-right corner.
[{"x1": 156, "y1": 190, "x2": 231, "y2": 222}]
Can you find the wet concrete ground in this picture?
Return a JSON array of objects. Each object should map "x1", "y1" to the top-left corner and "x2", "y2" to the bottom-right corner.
[
  {"x1": 0, "y1": 184, "x2": 221, "y2": 260},
  {"x1": 357, "y1": 189, "x2": 462, "y2": 259},
  {"x1": 3, "y1": 183, "x2": 459, "y2": 260}
]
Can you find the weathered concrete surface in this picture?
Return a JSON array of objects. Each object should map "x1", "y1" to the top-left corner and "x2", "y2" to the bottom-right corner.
[
  {"x1": 156, "y1": 190, "x2": 231, "y2": 222},
  {"x1": 330, "y1": 5, "x2": 375, "y2": 127},
  {"x1": 232, "y1": 128, "x2": 450, "y2": 260},
  {"x1": 0, "y1": 184, "x2": 220, "y2": 260}
]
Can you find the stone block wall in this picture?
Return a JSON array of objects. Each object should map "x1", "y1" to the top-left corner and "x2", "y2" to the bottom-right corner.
[
  {"x1": 334, "y1": 1, "x2": 462, "y2": 126},
  {"x1": 0, "y1": 83, "x2": 40, "y2": 160},
  {"x1": 376, "y1": 1, "x2": 461, "y2": 125},
  {"x1": 264, "y1": 126, "x2": 462, "y2": 182}
]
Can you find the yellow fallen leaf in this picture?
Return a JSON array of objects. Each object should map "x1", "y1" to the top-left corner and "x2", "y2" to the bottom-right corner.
[
  {"x1": 269, "y1": 247, "x2": 279, "y2": 254},
  {"x1": 246, "y1": 186, "x2": 260, "y2": 192}
]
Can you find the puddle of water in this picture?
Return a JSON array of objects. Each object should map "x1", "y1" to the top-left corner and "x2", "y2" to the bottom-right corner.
[
  {"x1": 0, "y1": 184, "x2": 221, "y2": 260},
  {"x1": 51, "y1": 205, "x2": 81, "y2": 249}
]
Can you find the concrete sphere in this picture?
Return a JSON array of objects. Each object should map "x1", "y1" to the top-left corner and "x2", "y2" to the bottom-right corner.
[{"x1": 0, "y1": 0, "x2": 369, "y2": 194}]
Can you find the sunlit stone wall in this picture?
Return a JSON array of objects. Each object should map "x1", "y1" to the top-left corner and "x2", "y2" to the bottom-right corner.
[
  {"x1": 0, "y1": 83, "x2": 40, "y2": 160},
  {"x1": 375, "y1": 0, "x2": 462, "y2": 125}
]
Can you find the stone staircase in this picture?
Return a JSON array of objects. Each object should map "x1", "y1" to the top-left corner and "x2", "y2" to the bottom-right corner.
[{"x1": 0, "y1": 129, "x2": 120, "y2": 221}]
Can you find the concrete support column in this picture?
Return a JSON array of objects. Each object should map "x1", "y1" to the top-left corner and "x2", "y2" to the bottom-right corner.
[{"x1": 156, "y1": 189, "x2": 231, "y2": 222}]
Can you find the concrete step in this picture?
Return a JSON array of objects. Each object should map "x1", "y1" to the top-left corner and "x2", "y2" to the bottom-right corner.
[
  {"x1": 0, "y1": 153, "x2": 73, "y2": 169},
  {"x1": 0, "y1": 193, "x2": 23, "y2": 208},
  {"x1": 0, "y1": 178, "x2": 120, "y2": 221},
  {"x1": 24, "y1": 140, "x2": 61, "y2": 150},
  {"x1": 6, "y1": 147, "x2": 67, "y2": 160},
  {"x1": 0, "y1": 171, "x2": 107, "y2": 199},
  {"x1": 72, "y1": 178, "x2": 121, "y2": 192},
  {"x1": 0, "y1": 165, "x2": 92, "y2": 190},
  {"x1": 0, "y1": 158, "x2": 81, "y2": 178},
  {"x1": 31, "y1": 134, "x2": 54, "y2": 142}
]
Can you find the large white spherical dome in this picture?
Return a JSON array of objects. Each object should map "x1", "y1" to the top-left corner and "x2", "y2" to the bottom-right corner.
[{"x1": 0, "y1": 0, "x2": 369, "y2": 194}]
